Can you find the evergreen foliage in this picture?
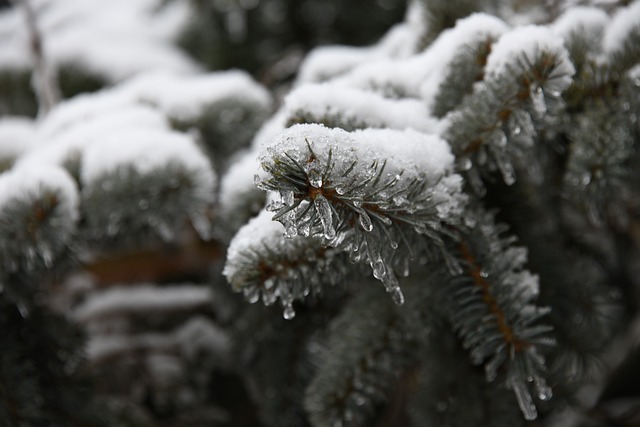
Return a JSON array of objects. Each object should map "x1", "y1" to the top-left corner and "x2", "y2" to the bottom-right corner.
[{"x1": 1, "y1": 0, "x2": 640, "y2": 426}]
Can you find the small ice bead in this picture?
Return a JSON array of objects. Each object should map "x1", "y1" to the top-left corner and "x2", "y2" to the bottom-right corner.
[
  {"x1": 283, "y1": 304, "x2": 296, "y2": 320},
  {"x1": 530, "y1": 86, "x2": 546, "y2": 116}
]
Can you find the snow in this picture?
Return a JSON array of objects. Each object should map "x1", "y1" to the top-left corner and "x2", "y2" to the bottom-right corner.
[
  {"x1": 0, "y1": 0, "x2": 197, "y2": 80},
  {"x1": 485, "y1": 25, "x2": 572, "y2": 78},
  {"x1": 333, "y1": 14, "x2": 508, "y2": 101},
  {"x1": 420, "y1": 13, "x2": 510, "y2": 105},
  {"x1": 551, "y1": 7, "x2": 609, "y2": 40},
  {"x1": 0, "y1": 163, "x2": 79, "y2": 221},
  {"x1": 218, "y1": 149, "x2": 262, "y2": 215},
  {"x1": 603, "y1": 0, "x2": 640, "y2": 54},
  {"x1": 74, "y1": 285, "x2": 212, "y2": 322},
  {"x1": 119, "y1": 70, "x2": 272, "y2": 122},
  {"x1": 20, "y1": 103, "x2": 170, "y2": 169},
  {"x1": 223, "y1": 208, "x2": 285, "y2": 282},
  {"x1": 260, "y1": 123, "x2": 455, "y2": 185},
  {"x1": 0, "y1": 117, "x2": 38, "y2": 160},
  {"x1": 251, "y1": 109, "x2": 288, "y2": 150},
  {"x1": 284, "y1": 83, "x2": 439, "y2": 132},
  {"x1": 295, "y1": 22, "x2": 418, "y2": 84},
  {"x1": 80, "y1": 128, "x2": 216, "y2": 193}
]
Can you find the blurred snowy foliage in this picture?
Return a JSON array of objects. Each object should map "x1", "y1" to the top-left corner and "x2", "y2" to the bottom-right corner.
[{"x1": 1, "y1": 0, "x2": 640, "y2": 427}]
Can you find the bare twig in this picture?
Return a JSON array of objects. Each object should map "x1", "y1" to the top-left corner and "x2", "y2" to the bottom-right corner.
[{"x1": 14, "y1": 0, "x2": 60, "y2": 116}]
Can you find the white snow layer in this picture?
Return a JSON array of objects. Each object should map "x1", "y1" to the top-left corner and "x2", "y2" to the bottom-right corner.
[
  {"x1": 333, "y1": 13, "x2": 508, "y2": 101},
  {"x1": 284, "y1": 83, "x2": 439, "y2": 132},
  {"x1": 224, "y1": 208, "x2": 285, "y2": 281},
  {"x1": 295, "y1": 22, "x2": 419, "y2": 84},
  {"x1": 603, "y1": 0, "x2": 640, "y2": 55},
  {"x1": 80, "y1": 128, "x2": 216, "y2": 193},
  {"x1": 119, "y1": 70, "x2": 272, "y2": 122},
  {"x1": 0, "y1": 0, "x2": 197, "y2": 79},
  {"x1": 485, "y1": 25, "x2": 571, "y2": 77},
  {"x1": 0, "y1": 117, "x2": 38, "y2": 160},
  {"x1": 74, "y1": 285, "x2": 213, "y2": 322},
  {"x1": 0, "y1": 163, "x2": 79, "y2": 221},
  {"x1": 551, "y1": 7, "x2": 609, "y2": 41},
  {"x1": 218, "y1": 149, "x2": 262, "y2": 215}
]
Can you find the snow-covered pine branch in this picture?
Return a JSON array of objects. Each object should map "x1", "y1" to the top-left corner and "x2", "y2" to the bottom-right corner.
[{"x1": 255, "y1": 124, "x2": 466, "y2": 303}]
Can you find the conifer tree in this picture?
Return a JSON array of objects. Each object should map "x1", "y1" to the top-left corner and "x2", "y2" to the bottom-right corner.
[{"x1": 1, "y1": 1, "x2": 640, "y2": 426}]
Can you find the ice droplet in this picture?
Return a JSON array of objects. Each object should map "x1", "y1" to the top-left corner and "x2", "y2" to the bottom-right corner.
[
  {"x1": 281, "y1": 190, "x2": 294, "y2": 206},
  {"x1": 510, "y1": 377, "x2": 538, "y2": 421},
  {"x1": 390, "y1": 286, "x2": 405, "y2": 305},
  {"x1": 283, "y1": 304, "x2": 296, "y2": 320},
  {"x1": 371, "y1": 256, "x2": 386, "y2": 280},
  {"x1": 314, "y1": 195, "x2": 336, "y2": 240},
  {"x1": 535, "y1": 377, "x2": 553, "y2": 401},
  {"x1": 530, "y1": 86, "x2": 546, "y2": 116},
  {"x1": 308, "y1": 169, "x2": 323, "y2": 188},
  {"x1": 244, "y1": 287, "x2": 260, "y2": 304},
  {"x1": 359, "y1": 211, "x2": 373, "y2": 232}
]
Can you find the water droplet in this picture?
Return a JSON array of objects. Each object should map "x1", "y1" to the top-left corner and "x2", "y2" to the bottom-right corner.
[
  {"x1": 359, "y1": 212, "x2": 373, "y2": 232},
  {"x1": 314, "y1": 195, "x2": 336, "y2": 240},
  {"x1": 138, "y1": 199, "x2": 149, "y2": 210},
  {"x1": 283, "y1": 304, "x2": 296, "y2": 320}
]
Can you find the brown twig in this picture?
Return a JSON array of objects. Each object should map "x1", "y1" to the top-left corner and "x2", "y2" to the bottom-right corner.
[{"x1": 14, "y1": 0, "x2": 60, "y2": 116}]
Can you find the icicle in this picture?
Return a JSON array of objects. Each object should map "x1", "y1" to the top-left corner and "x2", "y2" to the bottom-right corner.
[
  {"x1": 389, "y1": 285, "x2": 405, "y2": 305},
  {"x1": 510, "y1": 376, "x2": 538, "y2": 420},
  {"x1": 359, "y1": 211, "x2": 373, "y2": 232},
  {"x1": 371, "y1": 255, "x2": 387, "y2": 281},
  {"x1": 283, "y1": 303, "x2": 296, "y2": 320},
  {"x1": 530, "y1": 86, "x2": 546, "y2": 116},
  {"x1": 314, "y1": 194, "x2": 336, "y2": 240},
  {"x1": 399, "y1": 257, "x2": 410, "y2": 277},
  {"x1": 38, "y1": 243, "x2": 54, "y2": 268},
  {"x1": 492, "y1": 147, "x2": 516, "y2": 185},
  {"x1": 466, "y1": 167, "x2": 486, "y2": 196}
]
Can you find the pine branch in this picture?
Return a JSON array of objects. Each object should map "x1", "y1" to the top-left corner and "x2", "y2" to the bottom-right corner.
[
  {"x1": 224, "y1": 209, "x2": 352, "y2": 318},
  {"x1": 444, "y1": 26, "x2": 575, "y2": 193},
  {"x1": 304, "y1": 287, "x2": 409, "y2": 427},
  {"x1": 256, "y1": 124, "x2": 466, "y2": 303},
  {"x1": 440, "y1": 208, "x2": 554, "y2": 420}
]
